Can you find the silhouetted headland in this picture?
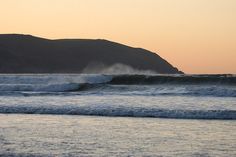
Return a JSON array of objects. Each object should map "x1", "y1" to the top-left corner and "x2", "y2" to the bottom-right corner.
[{"x1": 0, "y1": 34, "x2": 183, "y2": 74}]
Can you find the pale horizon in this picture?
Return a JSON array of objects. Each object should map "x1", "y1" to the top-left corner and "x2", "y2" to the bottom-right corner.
[{"x1": 1, "y1": 0, "x2": 236, "y2": 74}]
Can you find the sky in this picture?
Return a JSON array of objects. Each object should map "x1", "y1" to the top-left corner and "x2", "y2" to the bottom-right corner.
[{"x1": 0, "y1": 0, "x2": 236, "y2": 74}]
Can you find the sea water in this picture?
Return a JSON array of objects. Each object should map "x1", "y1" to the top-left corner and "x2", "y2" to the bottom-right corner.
[{"x1": 0, "y1": 74, "x2": 235, "y2": 156}]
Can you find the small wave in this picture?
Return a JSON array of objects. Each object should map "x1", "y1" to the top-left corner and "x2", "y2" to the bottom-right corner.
[
  {"x1": 0, "y1": 105, "x2": 235, "y2": 120},
  {"x1": 187, "y1": 86, "x2": 236, "y2": 97}
]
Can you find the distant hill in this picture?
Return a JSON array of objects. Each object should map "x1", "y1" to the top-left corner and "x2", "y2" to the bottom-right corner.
[{"x1": 0, "y1": 34, "x2": 182, "y2": 74}]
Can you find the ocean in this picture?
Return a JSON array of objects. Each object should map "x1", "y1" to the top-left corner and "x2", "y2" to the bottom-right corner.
[{"x1": 0, "y1": 74, "x2": 235, "y2": 156}]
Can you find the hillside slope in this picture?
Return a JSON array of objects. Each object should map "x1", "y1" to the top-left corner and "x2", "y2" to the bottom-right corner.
[{"x1": 0, "y1": 34, "x2": 182, "y2": 74}]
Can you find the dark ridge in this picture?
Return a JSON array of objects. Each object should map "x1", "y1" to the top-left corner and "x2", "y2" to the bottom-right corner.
[
  {"x1": 0, "y1": 106, "x2": 235, "y2": 120},
  {"x1": 0, "y1": 34, "x2": 183, "y2": 74},
  {"x1": 109, "y1": 75, "x2": 236, "y2": 85}
]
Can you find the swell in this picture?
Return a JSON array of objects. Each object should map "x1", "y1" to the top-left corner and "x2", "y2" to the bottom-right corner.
[
  {"x1": 109, "y1": 74, "x2": 236, "y2": 85},
  {"x1": 0, "y1": 105, "x2": 235, "y2": 120}
]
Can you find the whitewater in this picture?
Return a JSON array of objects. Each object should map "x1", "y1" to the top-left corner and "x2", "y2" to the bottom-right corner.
[{"x1": 0, "y1": 74, "x2": 236, "y2": 156}]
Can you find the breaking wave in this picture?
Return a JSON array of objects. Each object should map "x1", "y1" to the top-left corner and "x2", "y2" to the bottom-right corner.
[
  {"x1": 0, "y1": 83, "x2": 80, "y2": 92},
  {"x1": 0, "y1": 74, "x2": 235, "y2": 97},
  {"x1": 0, "y1": 74, "x2": 112, "y2": 92}
]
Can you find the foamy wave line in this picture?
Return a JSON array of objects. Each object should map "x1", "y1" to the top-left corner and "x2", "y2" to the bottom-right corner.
[
  {"x1": 0, "y1": 106, "x2": 235, "y2": 120},
  {"x1": 0, "y1": 84, "x2": 235, "y2": 97}
]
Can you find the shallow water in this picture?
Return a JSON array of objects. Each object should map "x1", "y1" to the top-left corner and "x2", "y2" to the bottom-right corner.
[{"x1": 0, "y1": 114, "x2": 236, "y2": 157}]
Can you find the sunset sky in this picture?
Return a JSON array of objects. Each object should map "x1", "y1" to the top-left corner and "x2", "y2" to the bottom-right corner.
[{"x1": 0, "y1": 0, "x2": 235, "y2": 74}]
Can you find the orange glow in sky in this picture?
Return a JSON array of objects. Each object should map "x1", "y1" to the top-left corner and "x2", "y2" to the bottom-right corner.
[{"x1": 0, "y1": 0, "x2": 236, "y2": 74}]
